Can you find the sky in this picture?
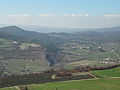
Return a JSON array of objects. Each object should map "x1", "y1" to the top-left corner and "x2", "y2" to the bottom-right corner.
[{"x1": 0, "y1": 0, "x2": 120, "y2": 28}]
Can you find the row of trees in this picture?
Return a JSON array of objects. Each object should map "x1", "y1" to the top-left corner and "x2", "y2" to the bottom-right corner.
[{"x1": 73, "y1": 63, "x2": 120, "y2": 72}]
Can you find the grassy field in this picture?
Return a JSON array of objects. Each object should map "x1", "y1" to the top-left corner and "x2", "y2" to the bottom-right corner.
[
  {"x1": 91, "y1": 67, "x2": 120, "y2": 77},
  {"x1": 0, "y1": 78, "x2": 120, "y2": 90}
]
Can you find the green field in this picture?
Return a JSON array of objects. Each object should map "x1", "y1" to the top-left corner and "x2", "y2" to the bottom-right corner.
[
  {"x1": 91, "y1": 67, "x2": 120, "y2": 77},
  {"x1": 0, "y1": 78, "x2": 120, "y2": 90}
]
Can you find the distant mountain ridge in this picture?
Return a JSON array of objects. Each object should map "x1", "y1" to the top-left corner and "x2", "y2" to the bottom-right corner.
[
  {"x1": 1, "y1": 25, "x2": 120, "y2": 44},
  {"x1": 19, "y1": 25, "x2": 120, "y2": 33},
  {"x1": 1, "y1": 25, "x2": 120, "y2": 33}
]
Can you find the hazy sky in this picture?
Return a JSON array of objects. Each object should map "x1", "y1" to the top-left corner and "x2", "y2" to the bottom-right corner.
[{"x1": 0, "y1": 0, "x2": 120, "y2": 28}]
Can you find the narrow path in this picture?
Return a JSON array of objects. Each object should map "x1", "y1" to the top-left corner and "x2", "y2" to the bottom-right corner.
[
  {"x1": 58, "y1": 78, "x2": 99, "y2": 83},
  {"x1": 87, "y1": 72, "x2": 98, "y2": 79}
]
